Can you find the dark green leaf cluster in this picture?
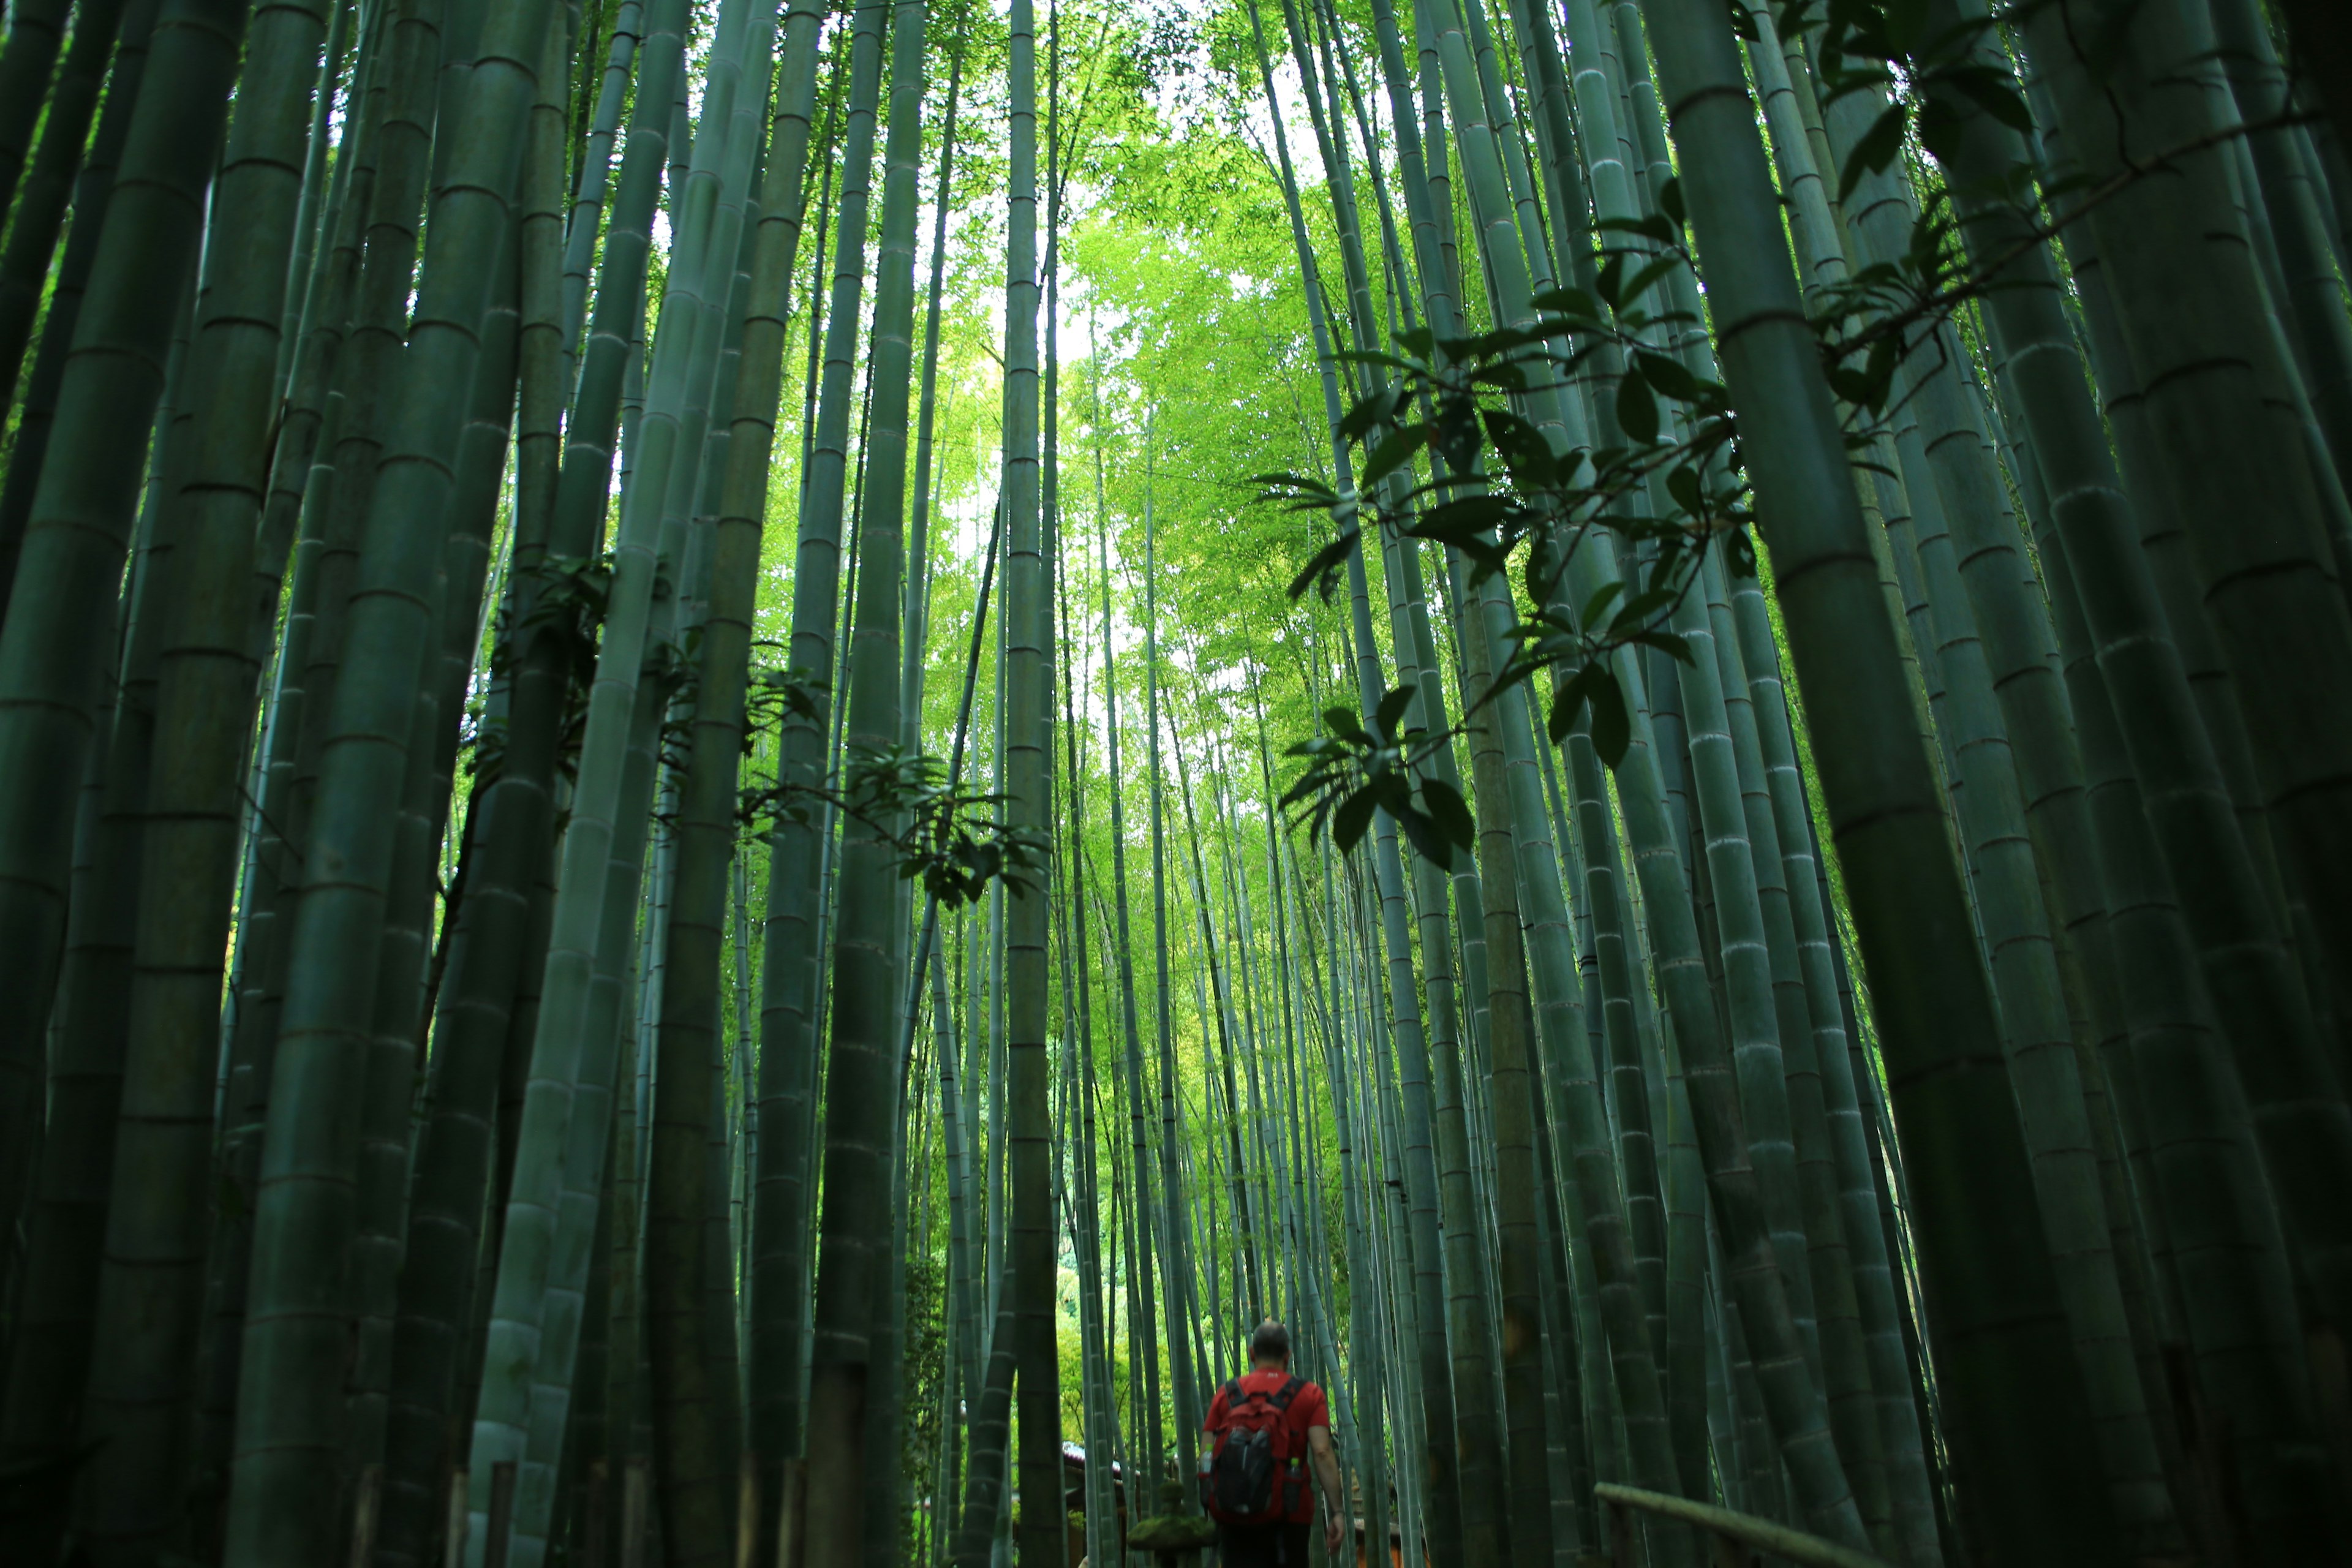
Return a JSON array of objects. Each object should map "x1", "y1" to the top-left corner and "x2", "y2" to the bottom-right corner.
[
  {"x1": 1255, "y1": 286, "x2": 1743, "y2": 854},
  {"x1": 735, "y1": 744, "x2": 1049, "y2": 911},
  {"x1": 1279, "y1": 680, "x2": 1474, "y2": 869},
  {"x1": 465, "y1": 552, "x2": 618, "y2": 789},
  {"x1": 845, "y1": 745, "x2": 1052, "y2": 910},
  {"x1": 1786, "y1": 0, "x2": 2030, "y2": 195}
]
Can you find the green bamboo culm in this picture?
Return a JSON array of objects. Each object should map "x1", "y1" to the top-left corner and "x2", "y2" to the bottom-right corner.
[
  {"x1": 636, "y1": 0, "x2": 829, "y2": 1562},
  {"x1": 2018, "y1": 0, "x2": 2352, "y2": 1351},
  {"x1": 997, "y1": 0, "x2": 1065, "y2": 1555},
  {"x1": 631, "y1": 0, "x2": 781, "y2": 1556},
  {"x1": 1633, "y1": 0, "x2": 2120, "y2": 1559},
  {"x1": 796, "y1": 0, "x2": 927, "y2": 1559},
  {"x1": 0, "y1": 0, "x2": 72, "y2": 214},
  {"x1": 0, "y1": 0, "x2": 255, "y2": 1278},
  {"x1": 0, "y1": 0, "x2": 132, "y2": 410},
  {"x1": 371, "y1": 0, "x2": 682, "y2": 1559},
  {"x1": 66, "y1": 0, "x2": 336, "y2": 1550},
  {"x1": 1917, "y1": 0, "x2": 2341, "y2": 1555},
  {"x1": 753, "y1": 1, "x2": 888, "y2": 1545},
  {"x1": 12, "y1": 6, "x2": 2352, "y2": 1568},
  {"x1": 0, "y1": 0, "x2": 162, "y2": 623},
  {"x1": 217, "y1": 0, "x2": 557, "y2": 1555}
]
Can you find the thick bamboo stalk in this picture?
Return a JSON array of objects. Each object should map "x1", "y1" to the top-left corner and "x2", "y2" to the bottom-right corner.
[
  {"x1": 1797, "y1": 69, "x2": 2174, "y2": 1550},
  {"x1": 2024, "y1": 0, "x2": 2352, "y2": 1099},
  {"x1": 752, "y1": 0, "x2": 889, "y2": 1524},
  {"x1": 797, "y1": 0, "x2": 928, "y2": 1556},
  {"x1": 1721, "y1": 568, "x2": 1940, "y2": 1566},
  {"x1": 456, "y1": 0, "x2": 762, "y2": 1558},
  {"x1": 0, "y1": 0, "x2": 132, "y2": 410},
  {"x1": 0, "y1": 0, "x2": 253, "y2": 1252},
  {"x1": 271, "y1": 0, "x2": 358, "y2": 401},
  {"x1": 0, "y1": 0, "x2": 159, "y2": 609},
  {"x1": 1055, "y1": 564, "x2": 1117, "y2": 1568},
  {"x1": 1449, "y1": 568, "x2": 1564, "y2": 1568},
  {"x1": 220, "y1": 0, "x2": 557, "y2": 1553},
  {"x1": 0, "y1": 0, "x2": 71, "y2": 214},
  {"x1": 347, "y1": 208, "x2": 519, "y2": 1488},
  {"x1": 557, "y1": 0, "x2": 643, "y2": 371},
  {"x1": 1110, "y1": 430, "x2": 1167, "y2": 1496},
  {"x1": 1632, "y1": 0, "x2": 2120, "y2": 1556},
  {"x1": 998, "y1": 0, "x2": 1058, "y2": 1554}
]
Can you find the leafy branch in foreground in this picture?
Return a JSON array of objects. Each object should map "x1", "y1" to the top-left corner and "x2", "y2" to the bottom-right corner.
[
  {"x1": 1280, "y1": 681, "x2": 1474, "y2": 866},
  {"x1": 737, "y1": 741, "x2": 1048, "y2": 910},
  {"x1": 1777, "y1": 0, "x2": 2317, "y2": 427},
  {"x1": 463, "y1": 551, "x2": 617, "y2": 788},
  {"x1": 1255, "y1": 278, "x2": 1738, "y2": 857}
]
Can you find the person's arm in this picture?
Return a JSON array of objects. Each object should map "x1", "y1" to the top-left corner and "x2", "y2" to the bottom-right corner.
[{"x1": 1307, "y1": 1425, "x2": 1345, "y2": 1554}]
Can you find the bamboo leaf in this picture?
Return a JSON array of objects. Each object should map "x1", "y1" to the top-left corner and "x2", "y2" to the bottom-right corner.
[
  {"x1": 1839, "y1": 102, "x2": 1908, "y2": 200},
  {"x1": 1666, "y1": 463, "x2": 1705, "y2": 519},
  {"x1": 1420, "y1": 774, "x2": 1475, "y2": 853},
  {"x1": 1635, "y1": 350, "x2": 1705, "y2": 404},
  {"x1": 1332, "y1": 783, "x2": 1379, "y2": 854},
  {"x1": 1934, "y1": 61, "x2": 2033, "y2": 130},
  {"x1": 1360, "y1": 425, "x2": 1426, "y2": 489},
  {"x1": 1336, "y1": 386, "x2": 1392, "y2": 443},
  {"x1": 1529, "y1": 284, "x2": 1600, "y2": 320},
  {"x1": 1322, "y1": 704, "x2": 1371, "y2": 746},
  {"x1": 1617, "y1": 254, "x2": 1685, "y2": 312},
  {"x1": 1582, "y1": 579, "x2": 1624, "y2": 631},
  {"x1": 1589, "y1": 663, "x2": 1630, "y2": 767},
  {"x1": 1611, "y1": 585, "x2": 1678, "y2": 630},
  {"x1": 1596, "y1": 251, "x2": 1626, "y2": 309},
  {"x1": 1548, "y1": 662, "x2": 1603, "y2": 745},
  {"x1": 1627, "y1": 628, "x2": 1696, "y2": 665},
  {"x1": 1414, "y1": 494, "x2": 1509, "y2": 537},
  {"x1": 1598, "y1": 213, "x2": 1678, "y2": 244},
  {"x1": 1287, "y1": 530, "x2": 1359, "y2": 603},
  {"x1": 1617, "y1": 363, "x2": 1660, "y2": 445}
]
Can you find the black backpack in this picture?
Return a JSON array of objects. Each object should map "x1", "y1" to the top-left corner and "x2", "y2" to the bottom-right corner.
[{"x1": 1202, "y1": 1374, "x2": 1306, "y2": 1525}]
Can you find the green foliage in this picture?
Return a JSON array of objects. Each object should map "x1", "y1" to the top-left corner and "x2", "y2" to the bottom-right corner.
[
  {"x1": 735, "y1": 741, "x2": 1050, "y2": 907},
  {"x1": 1278, "y1": 682, "x2": 1471, "y2": 866},
  {"x1": 1255, "y1": 300, "x2": 1738, "y2": 845},
  {"x1": 467, "y1": 552, "x2": 618, "y2": 788},
  {"x1": 902, "y1": 1251, "x2": 949, "y2": 1542}
]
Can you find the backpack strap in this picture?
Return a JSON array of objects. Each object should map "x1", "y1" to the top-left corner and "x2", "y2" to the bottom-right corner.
[
  {"x1": 1223, "y1": 1377, "x2": 1245, "y2": 1408},
  {"x1": 1267, "y1": 1374, "x2": 1305, "y2": 1412}
]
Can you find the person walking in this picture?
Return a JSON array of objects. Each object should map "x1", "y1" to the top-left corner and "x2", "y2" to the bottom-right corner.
[{"x1": 1200, "y1": 1319, "x2": 1348, "y2": 1566}]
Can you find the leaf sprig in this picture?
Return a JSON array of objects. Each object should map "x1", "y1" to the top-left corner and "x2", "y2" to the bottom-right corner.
[
  {"x1": 1280, "y1": 682, "x2": 1474, "y2": 867},
  {"x1": 1255, "y1": 274, "x2": 1742, "y2": 858}
]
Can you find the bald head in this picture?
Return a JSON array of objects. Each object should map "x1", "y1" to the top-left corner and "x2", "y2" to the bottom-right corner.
[{"x1": 1248, "y1": 1318, "x2": 1291, "y2": 1368}]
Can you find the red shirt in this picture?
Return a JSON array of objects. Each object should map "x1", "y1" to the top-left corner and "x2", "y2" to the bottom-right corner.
[{"x1": 1202, "y1": 1370, "x2": 1330, "y2": 1523}]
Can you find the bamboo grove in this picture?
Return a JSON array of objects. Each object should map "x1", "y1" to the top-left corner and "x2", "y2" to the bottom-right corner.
[{"x1": 6, "y1": 0, "x2": 2352, "y2": 1559}]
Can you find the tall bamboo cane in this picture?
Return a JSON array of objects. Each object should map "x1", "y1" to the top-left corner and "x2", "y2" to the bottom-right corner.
[
  {"x1": 0, "y1": 0, "x2": 132, "y2": 409},
  {"x1": 796, "y1": 0, "x2": 929, "y2": 1558},
  {"x1": 219, "y1": 0, "x2": 556, "y2": 1553},
  {"x1": 1632, "y1": 0, "x2": 2120, "y2": 1556},
  {"x1": 0, "y1": 0, "x2": 254, "y2": 1254}
]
